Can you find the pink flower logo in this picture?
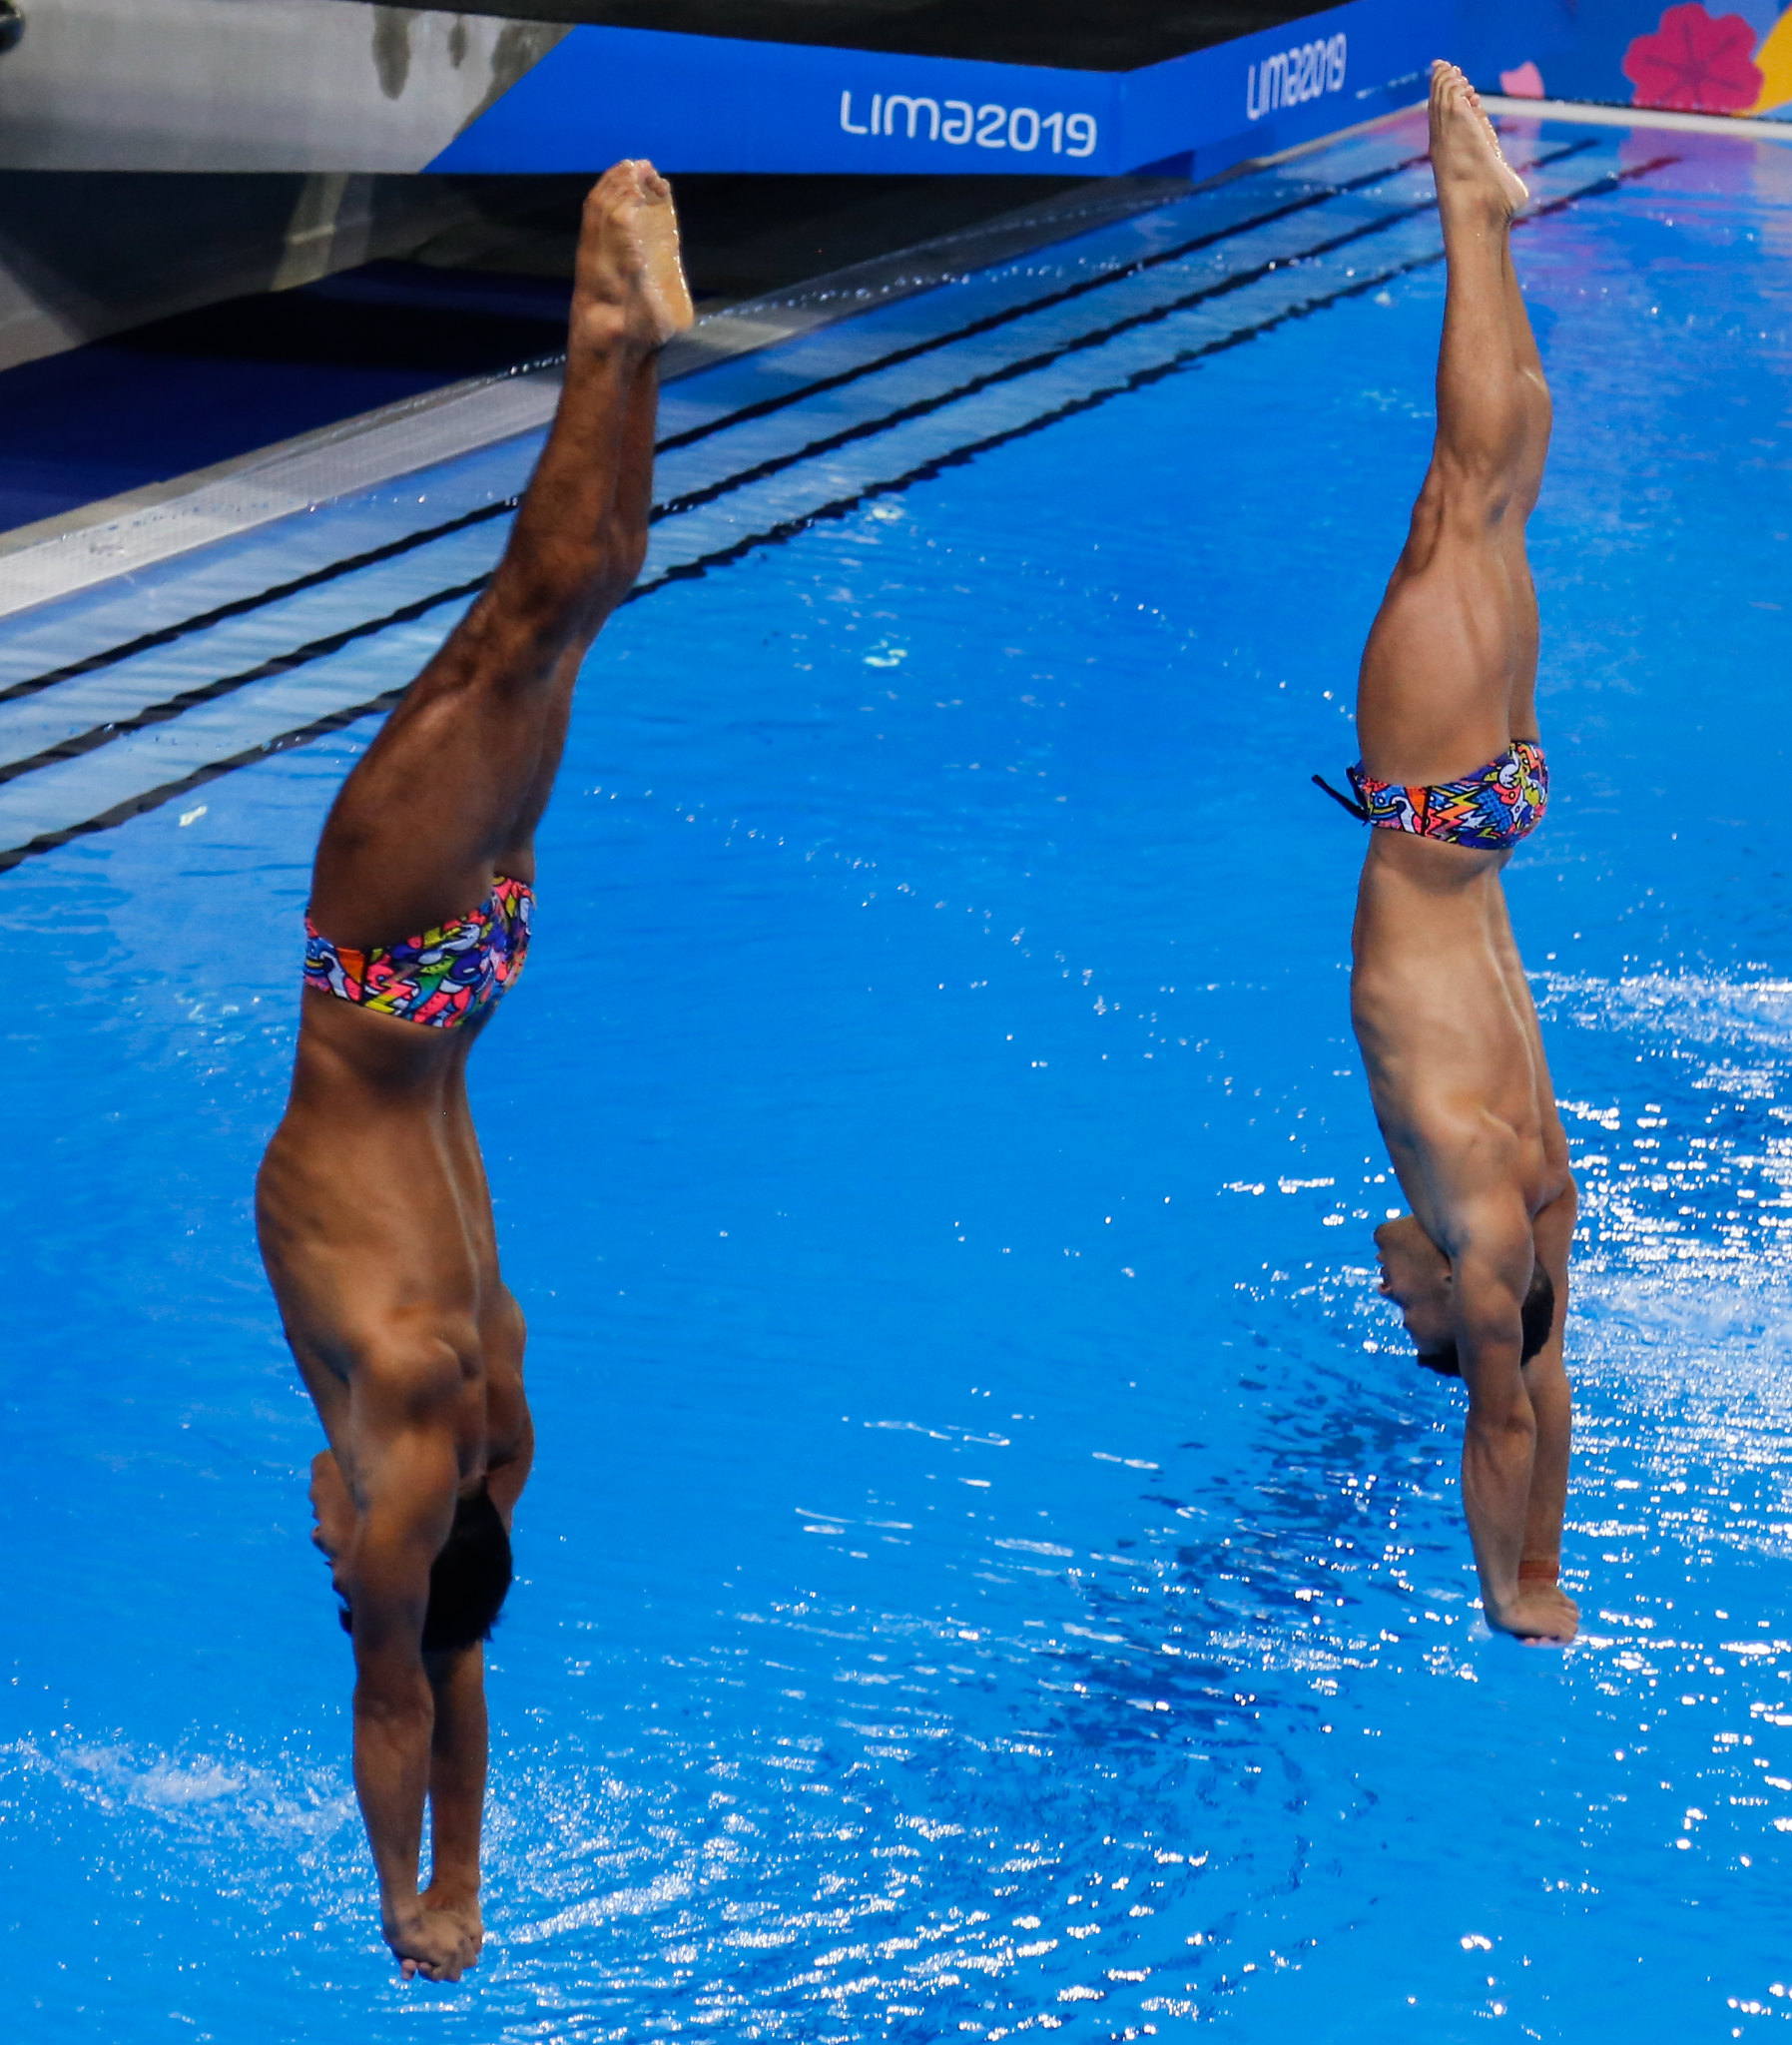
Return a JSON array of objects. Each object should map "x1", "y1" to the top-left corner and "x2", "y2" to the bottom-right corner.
[{"x1": 1622, "y1": 3, "x2": 1764, "y2": 111}]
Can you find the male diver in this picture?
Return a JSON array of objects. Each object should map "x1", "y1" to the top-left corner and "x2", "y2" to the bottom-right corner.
[
  {"x1": 1319, "y1": 64, "x2": 1578, "y2": 1644},
  {"x1": 256, "y1": 161, "x2": 692, "y2": 1979}
]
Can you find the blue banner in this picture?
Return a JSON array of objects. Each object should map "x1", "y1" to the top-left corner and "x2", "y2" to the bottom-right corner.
[{"x1": 426, "y1": 0, "x2": 1446, "y2": 180}]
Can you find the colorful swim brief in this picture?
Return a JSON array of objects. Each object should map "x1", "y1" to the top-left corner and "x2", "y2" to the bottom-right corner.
[
  {"x1": 303, "y1": 875, "x2": 532, "y2": 1028},
  {"x1": 1315, "y1": 739, "x2": 1547, "y2": 852}
]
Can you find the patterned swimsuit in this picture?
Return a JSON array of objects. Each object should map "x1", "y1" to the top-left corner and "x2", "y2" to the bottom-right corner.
[
  {"x1": 303, "y1": 875, "x2": 532, "y2": 1027},
  {"x1": 1318, "y1": 740, "x2": 1547, "y2": 852}
]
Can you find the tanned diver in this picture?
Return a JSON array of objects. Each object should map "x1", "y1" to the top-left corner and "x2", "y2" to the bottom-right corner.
[
  {"x1": 1319, "y1": 64, "x2": 1578, "y2": 1645},
  {"x1": 256, "y1": 160, "x2": 692, "y2": 1979}
]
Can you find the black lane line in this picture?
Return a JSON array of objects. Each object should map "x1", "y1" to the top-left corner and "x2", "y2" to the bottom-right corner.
[
  {"x1": 0, "y1": 146, "x2": 1605, "y2": 796},
  {"x1": 652, "y1": 137, "x2": 1588, "y2": 459},
  {"x1": 0, "y1": 139, "x2": 1589, "y2": 715},
  {"x1": 0, "y1": 573, "x2": 488, "y2": 789},
  {"x1": 632, "y1": 157, "x2": 1679, "y2": 596},
  {"x1": 650, "y1": 146, "x2": 1455, "y2": 457},
  {"x1": 0, "y1": 154, "x2": 1676, "y2": 876},
  {"x1": 0, "y1": 684, "x2": 413, "y2": 874},
  {"x1": 651, "y1": 150, "x2": 1598, "y2": 528},
  {"x1": 0, "y1": 159, "x2": 1426, "y2": 712},
  {"x1": 0, "y1": 500, "x2": 518, "y2": 714}
]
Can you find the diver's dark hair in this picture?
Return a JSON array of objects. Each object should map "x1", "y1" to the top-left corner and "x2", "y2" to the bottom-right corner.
[
  {"x1": 336, "y1": 1486, "x2": 513, "y2": 1655},
  {"x1": 421, "y1": 1487, "x2": 514, "y2": 1653},
  {"x1": 1417, "y1": 1262, "x2": 1556, "y2": 1378}
]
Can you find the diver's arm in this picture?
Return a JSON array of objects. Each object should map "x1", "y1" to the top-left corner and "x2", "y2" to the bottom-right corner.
[
  {"x1": 420, "y1": 1643, "x2": 488, "y2": 1946},
  {"x1": 341, "y1": 1378, "x2": 475, "y2": 1980},
  {"x1": 414, "y1": 1380, "x2": 528, "y2": 1939},
  {"x1": 1451, "y1": 1204, "x2": 1573, "y2": 1640},
  {"x1": 1519, "y1": 1175, "x2": 1576, "y2": 1577}
]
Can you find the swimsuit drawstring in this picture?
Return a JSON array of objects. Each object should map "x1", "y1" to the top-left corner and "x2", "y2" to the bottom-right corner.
[{"x1": 1312, "y1": 772, "x2": 1370, "y2": 821}]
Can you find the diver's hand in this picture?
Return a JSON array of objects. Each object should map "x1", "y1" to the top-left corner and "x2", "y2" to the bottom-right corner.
[
  {"x1": 420, "y1": 1880, "x2": 483, "y2": 1965},
  {"x1": 1489, "y1": 1586, "x2": 1579, "y2": 1645},
  {"x1": 383, "y1": 1894, "x2": 479, "y2": 1981}
]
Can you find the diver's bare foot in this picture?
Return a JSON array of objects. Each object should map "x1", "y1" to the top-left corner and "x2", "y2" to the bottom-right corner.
[
  {"x1": 1491, "y1": 1585, "x2": 1579, "y2": 1645},
  {"x1": 384, "y1": 1895, "x2": 478, "y2": 1982},
  {"x1": 571, "y1": 157, "x2": 694, "y2": 355},
  {"x1": 421, "y1": 1881, "x2": 483, "y2": 1964},
  {"x1": 1430, "y1": 59, "x2": 1528, "y2": 220}
]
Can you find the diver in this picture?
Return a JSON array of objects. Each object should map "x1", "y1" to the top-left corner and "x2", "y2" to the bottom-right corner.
[
  {"x1": 256, "y1": 160, "x2": 692, "y2": 1980},
  {"x1": 1317, "y1": 63, "x2": 1578, "y2": 1645}
]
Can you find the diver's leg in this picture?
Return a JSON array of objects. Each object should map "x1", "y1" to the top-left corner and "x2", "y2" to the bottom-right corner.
[
  {"x1": 307, "y1": 162, "x2": 689, "y2": 950},
  {"x1": 1498, "y1": 219, "x2": 1550, "y2": 744},
  {"x1": 1356, "y1": 63, "x2": 1546, "y2": 785},
  {"x1": 490, "y1": 359, "x2": 659, "y2": 881}
]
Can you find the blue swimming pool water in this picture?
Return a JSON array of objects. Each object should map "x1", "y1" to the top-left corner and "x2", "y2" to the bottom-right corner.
[{"x1": 4, "y1": 113, "x2": 1792, "y2": 2043}]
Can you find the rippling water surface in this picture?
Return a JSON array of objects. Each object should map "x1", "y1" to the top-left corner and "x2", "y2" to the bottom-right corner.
[{"x1": 5, "y1": 122, "x2": 1792, "y2": 2044}]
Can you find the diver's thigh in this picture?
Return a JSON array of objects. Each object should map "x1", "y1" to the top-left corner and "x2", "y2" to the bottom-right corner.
[
  {"x1": 309, "y1": 637, "x2": 573, "y2": 946},
  {"x1": 1357, "y1": 536, "x2": 1515, "y2": 783}
]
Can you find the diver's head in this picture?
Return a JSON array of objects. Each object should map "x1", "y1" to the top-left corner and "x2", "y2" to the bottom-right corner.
[
  {"x1": 1374, "y1": 1213, "x2": 1455, "y2": 1361},
  {"x1": 1372, "y1": 1213, "x2": 1556, "y2": 1377}
]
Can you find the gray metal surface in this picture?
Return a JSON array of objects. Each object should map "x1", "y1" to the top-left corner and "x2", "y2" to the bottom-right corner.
[{"x1": 0, "y1": 0, "x2": 567, "y2": 172}]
